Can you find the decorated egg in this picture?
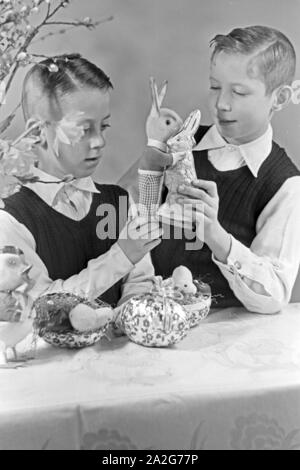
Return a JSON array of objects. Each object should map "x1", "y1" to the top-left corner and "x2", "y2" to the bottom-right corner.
[{"x1": 118, "y1": 277, "x2": 189, "y2": 347}]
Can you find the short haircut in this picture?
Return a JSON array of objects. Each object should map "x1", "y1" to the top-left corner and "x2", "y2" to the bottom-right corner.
[
  {"x1": 22, "y1": 53, "x2": 113, "y2": 120},
  {"x1": 210, "y1": 26, "x2": 296, "y2": 94}
]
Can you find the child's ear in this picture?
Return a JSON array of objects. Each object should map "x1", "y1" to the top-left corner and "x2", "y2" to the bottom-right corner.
[
  {"x1": 25, "y1": 117, "x2": 48, "y2": 149},
  {"x1": 272, "y1": 85, "x2": 293, "y2": 112}
]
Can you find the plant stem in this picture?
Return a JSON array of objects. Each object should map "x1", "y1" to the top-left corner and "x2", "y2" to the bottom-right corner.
[{"x1": 12, "y1": 121, "x2": 42, "y2": 146}]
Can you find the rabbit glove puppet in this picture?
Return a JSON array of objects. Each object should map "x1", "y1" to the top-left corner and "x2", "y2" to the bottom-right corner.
[
  {"x1": 117, "y1": 77, "x2": 182, "y2": 201},
  {"x1": 146, "y1": 77, "x2": 183, "y2": 156}
]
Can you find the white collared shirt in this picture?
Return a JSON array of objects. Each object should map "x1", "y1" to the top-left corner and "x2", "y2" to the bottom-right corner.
[
  {"x1": 138, "y1": 125, "x2": 300, "y2": 313},
  {"x1": 194, "y1": 124, "x2": 273, "y2": 177},
  {"x1": 25, "y1": 167, "x2": 100, "y2": 221},
  {"x1": 0, "y1": 167, "x2": 154, "y2": 305}
]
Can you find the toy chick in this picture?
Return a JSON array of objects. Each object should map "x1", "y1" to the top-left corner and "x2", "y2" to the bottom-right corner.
[
  {"x1": 0, "y1": 246, "x2": 34, "y2": 368},
  {"x1": 172, "y1": 266, "x2": 197, "y2": 295}
]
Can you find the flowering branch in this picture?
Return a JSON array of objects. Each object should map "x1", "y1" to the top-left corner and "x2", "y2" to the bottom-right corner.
[
  {"x1": 43, "y1": 16, "x2": 114, "y2": 29},
  {"x1": 31, "y1": 16, "x2": 113, "y2": 45},
  {"x1": 0, "y1": 0, "x2": 113, "y2": 106},
  {"x1": 0, "y1": 111, "x2": 87, "y2": 205}
]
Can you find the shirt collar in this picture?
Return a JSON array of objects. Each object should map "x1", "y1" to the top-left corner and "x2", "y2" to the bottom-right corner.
[
  {"x1": 25, "y1": 166, "x2": 100, "y2": 207},
  {"x1": 194, "y1": 124, "x2": 273, "y2": 177}
]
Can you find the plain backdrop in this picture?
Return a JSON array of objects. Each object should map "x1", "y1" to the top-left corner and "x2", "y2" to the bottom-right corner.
[{"x1": 3, "y1": 0, "x2": 300, "y2": 299}]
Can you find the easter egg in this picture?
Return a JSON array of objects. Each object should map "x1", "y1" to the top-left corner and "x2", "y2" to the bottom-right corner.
[
  {"x1": 69, "y1": 304, "x2": 113, "y2": 332},
  {"x1": 119, "y1": 293, "x2": 189, "y2": 348}
]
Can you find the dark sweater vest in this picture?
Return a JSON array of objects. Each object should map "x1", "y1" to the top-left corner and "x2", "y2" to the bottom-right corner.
[
  {"x1": 3, "y1": 184, "x2": 129, "y2": 307},
  {"x1": 151, "y1": 125, "x2": 300, "y2": 308}
]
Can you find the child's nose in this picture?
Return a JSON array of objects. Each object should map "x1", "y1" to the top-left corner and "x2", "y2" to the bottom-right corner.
[
  {"x1": 90, "y1": 133, "x2": 105, "y2": 149},
  {"x1": 216, "y1": 91, "x2": 232, "y2": 112}
]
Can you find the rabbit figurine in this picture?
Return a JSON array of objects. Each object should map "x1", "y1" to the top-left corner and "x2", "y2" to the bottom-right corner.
[
  {"x1": 157, "y1": 109, "x2": 201, "y2": 227},
  {"x1": 117, "y1": 77, "x2": 183, "y2": 201}
]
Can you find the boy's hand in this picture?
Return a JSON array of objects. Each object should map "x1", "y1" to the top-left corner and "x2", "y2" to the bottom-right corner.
[
  {"x1": 177, "y1": 179, "x2": 231, "y2": 263},
  {"x1": 118, "y1": 216, "x2": 163, "y2": 265},
  {"x1": 139, "y1": 146, "x2": 173, "y2": 172}
]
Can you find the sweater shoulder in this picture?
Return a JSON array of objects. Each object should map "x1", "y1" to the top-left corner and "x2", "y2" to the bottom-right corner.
[
  {"x1": 194, "y1": 125, "x2": 212, "y2": 145},
  {"x1": 94, "y1": 182, "x2": 128, "y2": 198},
  {"x1": 259, "y1": 141, "x2": 300, "y2": 182},
  {"x1": 3, "y1": 187, "x2": 36, "y2": 214},
  {"x1": 253, "y1": 142, "x2": 300, "y2": 212}
]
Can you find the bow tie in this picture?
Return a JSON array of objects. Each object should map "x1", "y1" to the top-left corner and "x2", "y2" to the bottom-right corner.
[{"x1": 52, "y1": 183, "x2": 82, "y2": 211}]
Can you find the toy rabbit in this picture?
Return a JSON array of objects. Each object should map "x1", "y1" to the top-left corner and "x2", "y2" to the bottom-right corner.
[
  {"x1": 146, "y1": 77, "x2": 183, "y2": 152},
  {"x1": 158, "y1": 109, "x2": 202, "y2": 227},
  {"x1": 117, "y1": 77, "x2": 183, "y2": 201},
  {"x1": 0, "y1": 246, "x2": 35, "y2": 368}
]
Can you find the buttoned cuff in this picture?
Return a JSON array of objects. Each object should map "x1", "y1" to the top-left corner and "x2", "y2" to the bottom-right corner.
[
  {"x1": 111, "y1": 241, "x2": 135, "y2": 270},
  {"x1": 212, "y1": 235, "x2": 285, "y2": 284},
  {"x1": 213, "y1": 235, "x2": 257, "y2": 277}
]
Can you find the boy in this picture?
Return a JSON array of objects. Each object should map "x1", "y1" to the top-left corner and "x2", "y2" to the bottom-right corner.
[{"x1": 137, "y1": 25, "x2": 300, "y2": 313}]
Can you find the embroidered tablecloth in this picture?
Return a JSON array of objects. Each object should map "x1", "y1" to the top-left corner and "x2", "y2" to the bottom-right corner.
[{"x1": 1, "y1": 304, "x2": 300, "y2": 450}]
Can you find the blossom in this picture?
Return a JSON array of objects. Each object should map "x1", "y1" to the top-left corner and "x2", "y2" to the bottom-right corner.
[
  {"x1": 53, "y1": 111, "x2": 85, "y2": 155},
  {"x1": 0, "y1": 132, "x2": 39, "y2": 202},
  {"x1": 48, "y1": 63, "x2": 59, "y2": 73},
  {"x1": 0, "y1": 173, "x2": 21, "y2": 200},
  {"x1": 16, "y1": 52, "x2": 27, "y2": 61},
  {"x1": 0, "y1": 138, "x2": 38, "y2": 176}
]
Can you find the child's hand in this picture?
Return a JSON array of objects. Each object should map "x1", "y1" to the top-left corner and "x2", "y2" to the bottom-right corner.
[
  {"x1": 139, "y1": 146, "x2": 173, "y2": 172},
  {"x1": 118, "y1": 216, "x2": 163, "y2": 264},
  {"x1": 177, "y1": 179, "x2": 231, "y2": 262},
  {"x1": 177, "y1": 179, "x2": 219, "y2": 232}
]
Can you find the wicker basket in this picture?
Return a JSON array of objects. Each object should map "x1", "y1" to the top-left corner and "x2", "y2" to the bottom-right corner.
[
  {"x1": 174, "y1": 280, "x2": 212, "y2": 327},
  {"x1": 32, "y1": 293, "x2": 111, "y2": 349}
]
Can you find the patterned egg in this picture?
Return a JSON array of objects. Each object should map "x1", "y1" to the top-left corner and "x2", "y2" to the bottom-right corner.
[{"x1": 119, "y1": 293, "x2": 189, "y2": 347}]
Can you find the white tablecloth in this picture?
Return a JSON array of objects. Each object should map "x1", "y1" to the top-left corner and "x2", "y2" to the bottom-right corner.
[{"x1": 1, "y1": 304, "x2": 300, "y2": 450}]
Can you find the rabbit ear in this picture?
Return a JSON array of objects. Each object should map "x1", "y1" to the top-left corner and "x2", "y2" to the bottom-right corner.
[
  {"x1": 157, "y1": 80, "x2": 168, "y2": 108},
  {"x1": 150, "y1": 77, "x2": 161, "y2": 115},
  {"x1": 181, "y1": 109, "x2": 201, "y2": 136}
]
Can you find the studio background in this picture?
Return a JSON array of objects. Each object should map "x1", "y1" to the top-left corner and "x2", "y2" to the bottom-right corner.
[{"x1": 4, "y1": 0, "x2": 300, "y2": 299}]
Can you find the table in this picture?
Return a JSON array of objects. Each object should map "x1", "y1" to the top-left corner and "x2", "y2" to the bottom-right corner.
[{"x1": 1, "y1": 304, "x2": 300, "y2": 450}]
